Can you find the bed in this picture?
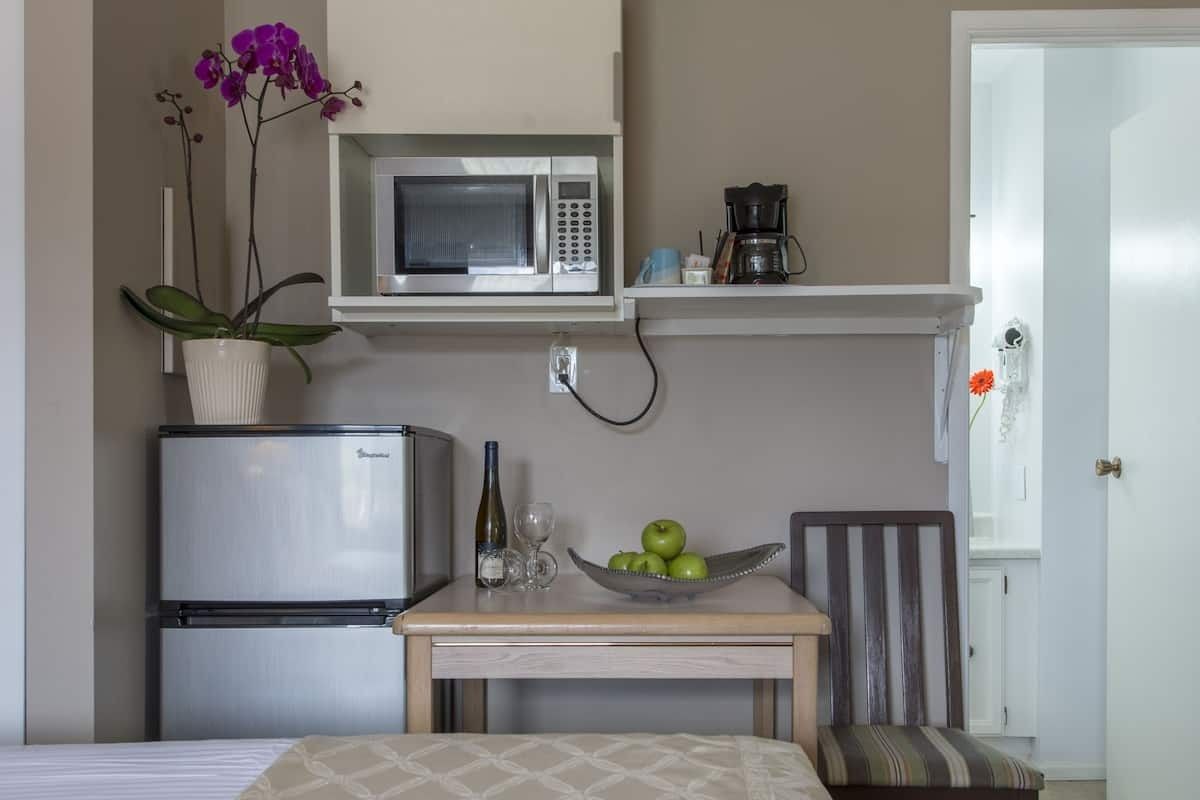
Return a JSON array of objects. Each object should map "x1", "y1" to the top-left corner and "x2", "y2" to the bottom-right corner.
[
  {"x1": 0, "y1": 738, "x2": 295, "y2": 799},
  {"x1": 0, "y1": 733, "x2": 832, "y2": 799}
]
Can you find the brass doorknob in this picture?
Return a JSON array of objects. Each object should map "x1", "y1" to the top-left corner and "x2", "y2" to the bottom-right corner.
[{"x1": 1096, "y1": 457, "x2": 1122, "y2": 478}]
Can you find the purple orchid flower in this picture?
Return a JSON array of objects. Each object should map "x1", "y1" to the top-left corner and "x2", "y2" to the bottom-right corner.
[
  {"x1": 193, "y1": 53, "x2": 223, "y2": 89},
  {"x1": 230, "y1": 28, "x2": 260, "y2": 72},
  {"x1": 320, "y1": 96, "x2": 347, "y2": 121},
  {"x1": 220, "y1": 70, "x2": 248, "y2": 107},
  {"x1": 295, "y1": 45, "x2": 327, "y2": 100}
]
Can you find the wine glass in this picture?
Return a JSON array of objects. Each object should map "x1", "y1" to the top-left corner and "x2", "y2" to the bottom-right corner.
[{"x1": 513, "y1": 503, "x2": 558, "y2": 590}]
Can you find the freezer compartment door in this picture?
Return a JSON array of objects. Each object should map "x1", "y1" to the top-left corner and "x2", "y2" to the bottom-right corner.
[
  {"x1": 161, "y1": 433, "x2": 414, "y2": 602},
  {"x1": 160, "y1": 626, "x2": 405, "y2": 740}
]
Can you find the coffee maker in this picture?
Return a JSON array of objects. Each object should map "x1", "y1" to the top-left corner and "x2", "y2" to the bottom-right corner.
[{"x1": 724, "y1": 183, "x2": 806, "y2": 284}]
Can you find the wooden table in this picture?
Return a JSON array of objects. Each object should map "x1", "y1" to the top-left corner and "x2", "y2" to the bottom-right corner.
[{"x1": 394, "y1": 575, "x2": 831, "y2": 764}]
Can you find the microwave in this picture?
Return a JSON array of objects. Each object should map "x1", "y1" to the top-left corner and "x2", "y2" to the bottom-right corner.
[{"x1": 374, "y1": 156, "x2": 601, "y2": 295}]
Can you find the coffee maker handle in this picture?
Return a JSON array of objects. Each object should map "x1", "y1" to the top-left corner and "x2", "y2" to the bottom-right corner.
[
  {"x1": 635, "y1": 257, "x2": 653, "y2": 286},
  {"x1": 785, "y1": 235, "x2": 809, "y2": 277}
]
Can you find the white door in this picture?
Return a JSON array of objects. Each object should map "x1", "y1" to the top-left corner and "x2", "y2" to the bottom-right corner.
[{"x1": 1107, "y1": 98, "x2": 1200, "y2": 800}]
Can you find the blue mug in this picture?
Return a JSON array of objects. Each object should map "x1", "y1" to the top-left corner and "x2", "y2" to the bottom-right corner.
[{"x1": 635, "y1": 248, "x2": 682, "y2": 285}]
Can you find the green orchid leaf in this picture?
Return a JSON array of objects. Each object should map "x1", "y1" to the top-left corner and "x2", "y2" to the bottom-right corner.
[
  {"x1": 253, "y1": 335, "x2": 314, "y2": 384},
  {"x1": 282, "y1": 345, "x2": 313, "y2": 384},
  {"x1": 232, "y1": 272, "x2": 326, "y2": 330},
  {"x1": 243, "y1": 321, "x2": 341, "y2": 346},
  {"x1": 146, "y1": 285, "x2": 231, "y2": 329},
  {"x1": 121, "y1": 286, "x2": 223, "y2": 339}
]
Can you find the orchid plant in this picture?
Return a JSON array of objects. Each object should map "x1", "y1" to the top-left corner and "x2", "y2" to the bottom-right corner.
[{"x1": 121, "y1": 22, "x2": 363, "y2": 382}]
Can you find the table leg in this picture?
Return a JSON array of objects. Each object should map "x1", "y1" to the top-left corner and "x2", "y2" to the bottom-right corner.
[
  {"x1": 752, "y1": 679, "x2": 776, "y2": 739},
  {"x1": 462, "y1": 679, "x2": 488, "y2": 733},
  {"x1": 791, "y1": 635, "x2": 819, "y2": 766},
  {"x1": 406, "y1": 635, "x2": 433, "y2": 733}
]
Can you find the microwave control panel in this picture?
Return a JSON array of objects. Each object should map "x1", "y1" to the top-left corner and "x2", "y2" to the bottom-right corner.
[{"x1": 550, "y1": 157, "x2": 600, "y2": 282}]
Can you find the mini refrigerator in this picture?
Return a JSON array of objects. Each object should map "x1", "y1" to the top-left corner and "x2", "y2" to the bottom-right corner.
[{"x1": 155, "y1": 424, "x2": 452, "y2": 740}]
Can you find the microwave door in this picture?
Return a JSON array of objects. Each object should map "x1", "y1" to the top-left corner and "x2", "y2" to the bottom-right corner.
[{"x1": 375, "y1": 157, "x2": 552, "y2": 294}]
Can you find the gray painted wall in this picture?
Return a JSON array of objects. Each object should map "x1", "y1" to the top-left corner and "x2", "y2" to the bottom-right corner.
[
  {"x1": 92, "y1": 0, "x2": 226, "y2": 743},
  {"x1": 25, "y1": 0, "x2": 95, "y2": 745},
  {"x1": 24, "y1": 0, "x2": 225, "y2": 743},
  {"x1": 0, "y1": 0, "x2": 25, "y2": 747}
]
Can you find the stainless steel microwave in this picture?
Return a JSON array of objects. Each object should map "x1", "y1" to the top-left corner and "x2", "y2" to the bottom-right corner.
[{"x1": 374, "y1": 156, "x2": 600, "y2": 295}]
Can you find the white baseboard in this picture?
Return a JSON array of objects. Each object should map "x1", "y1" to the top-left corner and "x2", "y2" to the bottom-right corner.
[{"x1": 1039, "y1": 763, "x2": 1106, "y2": 781}]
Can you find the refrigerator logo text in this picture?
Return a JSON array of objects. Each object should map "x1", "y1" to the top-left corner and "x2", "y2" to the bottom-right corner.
[{"x1": 356, "y1": 448, "x2": 391, "y2": 459}]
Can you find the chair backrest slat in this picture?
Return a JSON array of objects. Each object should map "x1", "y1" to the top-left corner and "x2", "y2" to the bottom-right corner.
[
  {"x1": 826, "y1": 524, "x2": 853, "y2": 727},
  {"x1": 940, "y1": 526, "x2": 965, "y2": 729},
  {"x1": 897, "y1": 523, "x2": 926, "y2": 726},
  {"x1": 790, "y1": 516, "x2": 808, "y2": 596},
  {"x1": 861, "y1": 525, "x2": 889, "y2": 725},
  {"x1": 788, "y1": 511, "x2": 962, "y2": 730}
]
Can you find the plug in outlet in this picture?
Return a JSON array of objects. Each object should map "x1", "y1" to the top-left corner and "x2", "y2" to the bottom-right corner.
[{"x1": 549, "y1": 345, "x2": 578, "y2": 393}]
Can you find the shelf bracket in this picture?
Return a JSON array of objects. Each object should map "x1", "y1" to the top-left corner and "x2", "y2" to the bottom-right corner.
[{"x1": 933, "y1": 329, "x2": 965, "y2": 464}]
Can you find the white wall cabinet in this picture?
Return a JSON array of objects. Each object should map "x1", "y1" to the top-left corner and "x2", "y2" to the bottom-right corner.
[
  {"x1": 968, "y1": 558, "x2": 1039, "y2": 740},
  {"x1": 327, "y1": 0, "x2": 622, "y2": 136}
]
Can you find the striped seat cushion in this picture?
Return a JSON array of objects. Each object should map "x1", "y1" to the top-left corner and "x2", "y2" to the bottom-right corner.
[{"x1": 818, "y1": 726, "x2": 1044, "y2": 790}]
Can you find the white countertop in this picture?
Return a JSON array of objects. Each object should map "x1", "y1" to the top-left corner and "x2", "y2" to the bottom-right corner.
[{"x1": 968, "y1": 544, "x2": 1041, "y2": 560}]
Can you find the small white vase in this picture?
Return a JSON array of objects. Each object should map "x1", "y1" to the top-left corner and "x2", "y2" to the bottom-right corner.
[{"x1": 182, "y1": 338, "x2": 270, "y2": 425}]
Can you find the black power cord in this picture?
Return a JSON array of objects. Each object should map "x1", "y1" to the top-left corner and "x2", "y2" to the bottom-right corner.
[{"x1": 555, "y1": 317, "x2": 659, "y2": 427}]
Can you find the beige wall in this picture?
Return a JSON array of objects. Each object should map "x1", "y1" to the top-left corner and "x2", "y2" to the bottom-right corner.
[
  {"x1": 25, "y1": 0, "x2": 95, "y2": 745},
  {"x1": 25, "y1": 0, "x2": 224, "y2": 744},
  {"x1": 91, "y1": 0, "x2": 226, "y2": 743},
  {"x1": 221, "y1": 0, "x2": 1197, "y2": 734}
]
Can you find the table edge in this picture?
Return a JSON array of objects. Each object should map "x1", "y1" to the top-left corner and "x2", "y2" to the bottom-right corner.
[{"x1": 394, "y1": 612, "x2": 832, "y2": 637}]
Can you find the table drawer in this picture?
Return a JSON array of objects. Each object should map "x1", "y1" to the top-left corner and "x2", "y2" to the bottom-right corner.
[{"x1": 432, "y1": 644, "x2": 793, "y2": 679}]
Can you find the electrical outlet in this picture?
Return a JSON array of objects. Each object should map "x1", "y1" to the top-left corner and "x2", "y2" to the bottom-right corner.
[{"x1": 549, "y1": 345, "x2": 577, "y2": 393}]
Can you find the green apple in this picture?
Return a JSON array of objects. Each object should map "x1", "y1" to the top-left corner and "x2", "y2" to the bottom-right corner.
[
  {"x1": 641, "y1": 519, "x2": 686, "y2": 561},
  {"x1": 667, "y1": 552, "x2": 709, "y2": 580},
  {"x1": 607, "y1": 551, "x2": 638, "y2": 571},
  {"x1": 629, "y1": 551, "x2": 668, "y2": 576}
]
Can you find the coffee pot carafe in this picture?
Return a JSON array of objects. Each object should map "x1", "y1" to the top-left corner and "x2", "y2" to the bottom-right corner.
[{"x1": 723, "y1": 183, "x2": 806, "y2": 284}]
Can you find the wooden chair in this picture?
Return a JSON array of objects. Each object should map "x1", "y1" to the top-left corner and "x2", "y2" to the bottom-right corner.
[{"x1": 790, "y1": 511, "x2": 1043, "y2": 800}]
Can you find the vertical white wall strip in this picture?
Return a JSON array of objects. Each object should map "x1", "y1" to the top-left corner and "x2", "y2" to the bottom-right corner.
[{"x1": 0, "y1": 0, "x2": 26, "y2": 745}]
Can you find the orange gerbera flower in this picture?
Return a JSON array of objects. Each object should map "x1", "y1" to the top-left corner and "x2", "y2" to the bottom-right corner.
[{"x1": 969, "y1": 369, "x2": 995, "y2": 396}]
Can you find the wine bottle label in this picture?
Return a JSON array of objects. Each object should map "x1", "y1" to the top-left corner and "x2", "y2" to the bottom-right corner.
[{"x1": 477, "y1": 543, "x2": 504, "y2": 582}]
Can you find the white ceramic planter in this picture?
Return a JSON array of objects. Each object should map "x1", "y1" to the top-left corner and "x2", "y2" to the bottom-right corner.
[{"x1": 182, "y1": 338, "x2": 270, "y2": 425}]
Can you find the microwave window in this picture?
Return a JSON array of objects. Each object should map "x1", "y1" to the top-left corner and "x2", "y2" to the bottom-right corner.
[
  {"x1": 394, "y1": 177, "x2": 533, "y2": 274},
  {"x1": 558, "y1": 181, "x2": 591, "y2": 200}
]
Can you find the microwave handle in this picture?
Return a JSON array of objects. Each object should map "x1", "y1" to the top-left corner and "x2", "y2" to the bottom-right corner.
[{"x1": 533, "y1": 174, "x2": 550, "y2": 276}]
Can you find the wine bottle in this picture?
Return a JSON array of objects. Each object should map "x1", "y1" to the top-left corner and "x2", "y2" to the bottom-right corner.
[{"x1": 475, "y1": 441, "x2": 508, "y2": 588}]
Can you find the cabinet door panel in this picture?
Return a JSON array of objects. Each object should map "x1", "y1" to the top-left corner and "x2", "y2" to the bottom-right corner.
[
  {"x1": 1001, "y1": 560, "x2": 1038, "y2": 737},
  {"x1": 968, "y1": 566, "x2": 1004, "y2": 736},
  {"x1": 328, "y1": 0, "x2": 621, "y2": 135}
]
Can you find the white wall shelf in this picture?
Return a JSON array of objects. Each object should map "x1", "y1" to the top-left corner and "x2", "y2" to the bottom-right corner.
[
  {"x1": 329, "y1": 284, "x2": 981, "y2": 338},
  {"x1": 330, "y1": 296, "x2": 635, "y2": 337},
  {"x1": 626, "y1": 284, "x2": 981, "y2": 336}
]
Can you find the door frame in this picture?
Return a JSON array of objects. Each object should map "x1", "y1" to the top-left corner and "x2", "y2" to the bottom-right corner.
[
  {"x1": 0, "y1": 0, "x2": 24, "y2": 745},
  {"x1": 947, "y1": 7, "x2": 1200, "y2": 780}
]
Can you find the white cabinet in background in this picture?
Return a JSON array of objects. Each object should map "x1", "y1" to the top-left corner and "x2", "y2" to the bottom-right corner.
[
  {"x1": 968, "y1": 566, "x2": 1005, "y2": 735},
  {"x1": 968, "y1": 558, "x2": 1039, "y2": 740},
  {"x1": 327, "y1": 0, "x2": 622, "y2": 136}
]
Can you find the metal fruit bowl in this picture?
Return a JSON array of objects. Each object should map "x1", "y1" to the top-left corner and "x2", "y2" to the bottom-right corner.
[{"x1": 568, "y1": 542, "x2": 786, "y2": 602}]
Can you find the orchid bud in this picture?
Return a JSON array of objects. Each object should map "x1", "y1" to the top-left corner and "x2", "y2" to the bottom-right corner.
[
  {"x1": 193, "y1": 133, "x2": 204, "y2": 143},
  {"x1": 202, "y1": 49, "x2": 214, "y2": 59},
  {"x1": 351, "y1": 97, "x2": 363, "y2": 107},
  {"x1": 184, "y1": 106, "x2": 193, "y2": 114},
  {"x1": 353, "y1": 80, "x2": 362, "y2": 90},
  {"x1": 164, "y1": 116, "x2": 177, "y2": 125},
  {"x1": 154, "y1": 92, "x2": 165, "y2": 102}
]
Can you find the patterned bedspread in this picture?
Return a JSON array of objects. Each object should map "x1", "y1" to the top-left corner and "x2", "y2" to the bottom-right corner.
[{"x1": 240, "y1": 733, "x2": 832, "y2": 799}]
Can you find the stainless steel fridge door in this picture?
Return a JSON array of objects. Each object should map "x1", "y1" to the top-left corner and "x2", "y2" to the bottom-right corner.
[
  {"x1": 162, "y1": 433, "x2": 414, "y2": 602},
  {"x1": 160, "y1": 626, "x2": 405, "y2": 739}
]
